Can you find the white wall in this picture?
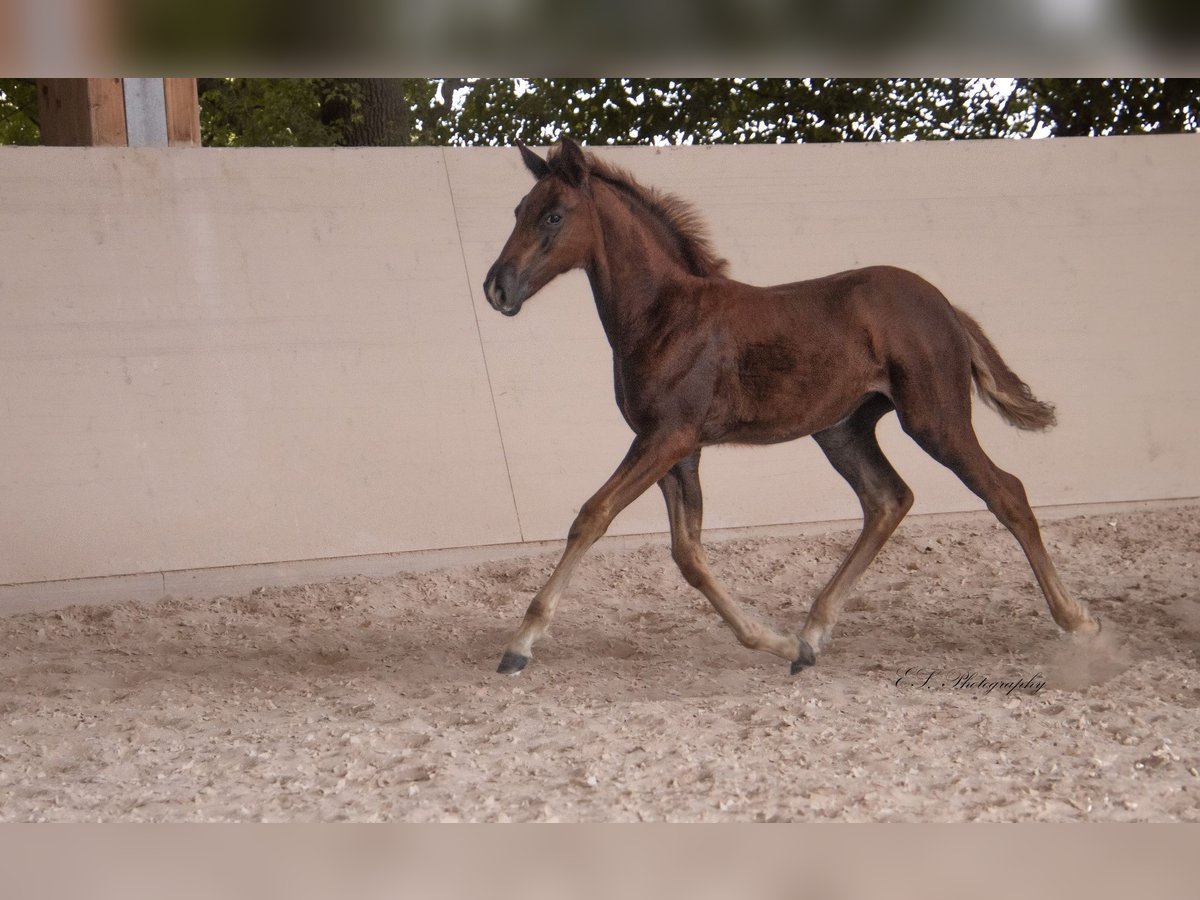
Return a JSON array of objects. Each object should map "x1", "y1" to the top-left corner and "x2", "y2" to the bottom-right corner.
[{"x1": 2, "y1": 136, "x2": 1198, "y2": 609}]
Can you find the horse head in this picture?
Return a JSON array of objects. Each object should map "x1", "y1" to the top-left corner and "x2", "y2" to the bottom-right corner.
[{"x1": 483, "y1": 137, "x2": 595, "y2": 316}]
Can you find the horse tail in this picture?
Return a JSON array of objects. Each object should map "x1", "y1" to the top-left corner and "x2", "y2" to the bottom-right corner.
[{"x1": 954, "y1": 308, "x2": 1057, "y2": 432}]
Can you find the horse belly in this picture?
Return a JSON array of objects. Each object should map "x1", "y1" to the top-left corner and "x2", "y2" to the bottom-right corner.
[
  {"x1": 712, "y1": 337, "x2": 881, "y2": 444},
  {"x1": 712, "y1": 392, "x2": 872, "y2": 445}
]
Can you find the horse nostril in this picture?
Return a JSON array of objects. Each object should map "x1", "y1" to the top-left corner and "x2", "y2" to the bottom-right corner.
[{"x1": 484, "y1": 274, "x2": 501, "y2": 308}]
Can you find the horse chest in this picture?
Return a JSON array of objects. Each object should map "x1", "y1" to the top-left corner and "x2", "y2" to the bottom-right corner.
[{"x1": 611, "y1": 350, "x2": 713, "y2": 434}]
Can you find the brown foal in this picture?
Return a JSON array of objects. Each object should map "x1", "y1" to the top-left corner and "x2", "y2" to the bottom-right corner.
[{"x1": 483, "y1": 137, "x2": 1098, "y2": 675}]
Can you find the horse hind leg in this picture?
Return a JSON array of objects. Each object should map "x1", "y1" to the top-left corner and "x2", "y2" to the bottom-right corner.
[
  {"x1": 895, "y1": 389, "x2": 1099, "y2": 638},
  {"x1": 798, "y1": 395, "x2": 915, "y2": 671}
]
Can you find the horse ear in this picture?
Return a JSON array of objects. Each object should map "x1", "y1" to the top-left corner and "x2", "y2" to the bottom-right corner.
[
  {"x1": 517, "y1": 141, "x2": 551, "y2": 180},
  {"x1": 555, "y1": 136, "x2": 588, "y2": 188}
]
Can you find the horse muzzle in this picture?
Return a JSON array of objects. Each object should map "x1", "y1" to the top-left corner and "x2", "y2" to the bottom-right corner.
[{"x1": 483, "y1": 264, "x2": 526, "y2": 317}]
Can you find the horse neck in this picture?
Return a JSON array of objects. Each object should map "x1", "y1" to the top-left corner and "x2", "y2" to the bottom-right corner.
[{"x1": 584, "y1": 182, "x2": 696, "y2": 353}]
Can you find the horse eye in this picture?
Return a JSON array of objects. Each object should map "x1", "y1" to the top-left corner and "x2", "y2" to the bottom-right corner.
[{"x1": 545, "y1": 212, "x2": 563, "y2": 226}]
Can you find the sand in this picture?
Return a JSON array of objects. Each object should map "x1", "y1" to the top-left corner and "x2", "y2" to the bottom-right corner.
[{"x1": 1, "y1": 503, "x2": 1198, "y2": 822}]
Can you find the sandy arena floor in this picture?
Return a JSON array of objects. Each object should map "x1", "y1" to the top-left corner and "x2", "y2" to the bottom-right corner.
[{"x1": 1, "y1": 503, "x2": 1198, "y2": 822}]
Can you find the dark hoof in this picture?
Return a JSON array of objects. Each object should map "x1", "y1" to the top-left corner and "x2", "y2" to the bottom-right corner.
[
  {"x1": 789, "y1": 639, "x2": 817, "y2": 675},
  {"x1": 497, "y1": 651, "x2": 529, "y2": 675}
]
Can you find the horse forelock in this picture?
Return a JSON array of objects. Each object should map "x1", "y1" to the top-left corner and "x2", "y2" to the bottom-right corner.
[{"x1": 546, "y1": 145, "x2": 729, "y2": 279}]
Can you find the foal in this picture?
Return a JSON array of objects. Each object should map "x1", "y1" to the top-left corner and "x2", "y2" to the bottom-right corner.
[{"x1": 483, "y1": 137, "x2": 1098, "y2": 675}]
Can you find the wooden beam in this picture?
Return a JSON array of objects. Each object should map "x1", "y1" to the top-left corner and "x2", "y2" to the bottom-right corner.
[
  {"x1": 164, "y1": 78, "x2": 202, "y2": 146},
  {"x1": 37, "y1": 79, "x2": 92, "y2": 146},
  {"x1": 36, "y1": 78, "x2": 128, "y2": 146},
  {"x1": 89, "y1": 78, "x2": 128, "y2": 145}
]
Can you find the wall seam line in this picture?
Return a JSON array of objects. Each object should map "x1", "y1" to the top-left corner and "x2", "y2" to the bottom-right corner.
[{"x1": 440, "y1": 147, "x2": 526, "y2": 542}]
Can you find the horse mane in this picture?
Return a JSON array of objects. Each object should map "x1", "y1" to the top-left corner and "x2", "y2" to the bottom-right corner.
[{"x1": 546, "y1": 144, "x2": 729, "y2": 279}]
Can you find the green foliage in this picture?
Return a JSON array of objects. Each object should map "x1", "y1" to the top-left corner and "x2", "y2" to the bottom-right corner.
[
  {"x1": 198, "y1": 78, "x2": 455, "y2": 147},
  {"x1": 2, "y1": 78, "x2": 1197, "y2": 148},
  {"x1": 199, "y1": 77, "x2": 1194, "y2": 148},
  {"x1": 0, "y1": 79, "x2": 40, "y2": 146},
  {"x1": 1025, "y1": 78, "x2": 1200, "y2": 136},
  {"x1": 198, "y1": 78, "x2": 355, "y2": 147},
  {"x1": 452, "y1": 78, "x2": 1028, "y2": 146}
]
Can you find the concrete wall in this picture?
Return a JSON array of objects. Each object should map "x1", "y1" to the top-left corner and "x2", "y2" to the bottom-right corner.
[{"x1": 2, "y1": 136, "x2": 1198, "y2": 610}]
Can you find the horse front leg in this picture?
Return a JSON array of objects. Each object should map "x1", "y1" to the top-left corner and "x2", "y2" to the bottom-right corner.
[
  {"x1": 497, "y1": 430, "x2": 697, "y2": 674},
  {"x1": 660, "y1": 451, "x2": 802, "y2": 665}
]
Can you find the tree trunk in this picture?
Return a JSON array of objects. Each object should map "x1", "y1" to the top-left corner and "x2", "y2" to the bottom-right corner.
[{"x1": 340, "y1": 78, "x2": 411, "y2": 146}]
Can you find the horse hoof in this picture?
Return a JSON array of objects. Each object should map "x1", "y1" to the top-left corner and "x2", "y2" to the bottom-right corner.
[
  {"x1": 1070, "y1": 616, "x2": 1102, "y2": 641},
  {"x1": 497, "y1": 652, "x2": 530, "y2": 675},
  {"x1": 789, "y1": 639, "x2": 817, "y2": 675}
]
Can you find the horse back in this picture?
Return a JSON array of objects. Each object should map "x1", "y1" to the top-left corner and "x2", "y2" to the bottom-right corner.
[{"x1": 700, "y1": 265, "x2": 968, "y2": 443}]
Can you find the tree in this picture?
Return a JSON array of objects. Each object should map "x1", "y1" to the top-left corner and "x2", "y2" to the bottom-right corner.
[
  {"x1": 319, "y1": 78, "x2": 460, "y2": 146},
  {"x1": 197, "y1": 77, "x2": 460, "y2": 147},
  {"x1": 450, "y1": 78, "x2": 1029, "y2": 145},
  {"x1": 3, "y1": 78, "x2": 1198, "y2": 147},
  {"x1": 447, "y1": 78, "x2": 1198, "y2": 145},
  {"x1": 0, "y1": 79, "x2": 39, "y2": 145},
  {"x1": 1024, "y1": 78, "x2": 1200, "y2": 136},
  {"x1": 199, "y1": 78, "x2": 348, "y2": 147}
]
